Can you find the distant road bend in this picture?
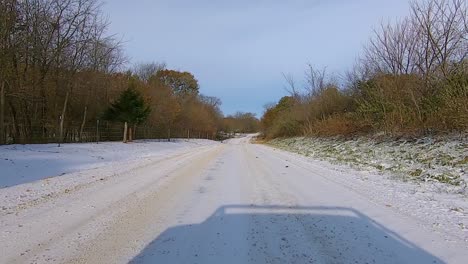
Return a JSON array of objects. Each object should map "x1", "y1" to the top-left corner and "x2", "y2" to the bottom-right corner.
[{"x1": 1, "y1": 136, "x2": 467, "y2": 263}]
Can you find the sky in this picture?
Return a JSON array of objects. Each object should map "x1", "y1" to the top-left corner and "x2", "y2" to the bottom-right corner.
[{"x1": 103, "y1": 0, "x2": 412, "y2": 116}]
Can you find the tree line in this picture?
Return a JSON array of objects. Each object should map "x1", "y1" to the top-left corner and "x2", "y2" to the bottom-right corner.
[
  {"x1": 262, "y1": 0, "x2": 467, "y2": 138},
  {"x1": 0, "y1": 0, "x2": 250, "y2": 144},
  {"x1": 222, "y1": 112, "x2": 260, "y2": 135}
]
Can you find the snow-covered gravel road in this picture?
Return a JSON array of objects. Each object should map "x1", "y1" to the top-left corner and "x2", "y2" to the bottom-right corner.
[{"x1": 1, "y1": 136, "x2": 467, "y2": 263}]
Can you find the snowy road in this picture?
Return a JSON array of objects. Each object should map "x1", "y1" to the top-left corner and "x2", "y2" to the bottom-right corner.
[{"x1": 1, "y1": 136, "x2": 467, "y2": 263}]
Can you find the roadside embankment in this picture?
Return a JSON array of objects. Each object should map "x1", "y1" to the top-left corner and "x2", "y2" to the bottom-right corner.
[{"x1": 268, "y1": 135, "x2": 468, "y2": 194}]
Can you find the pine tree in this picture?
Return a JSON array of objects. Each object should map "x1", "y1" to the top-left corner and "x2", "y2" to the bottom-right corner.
[{"x1": 103, "y1": 87, "x2": 150, "y2": 142}]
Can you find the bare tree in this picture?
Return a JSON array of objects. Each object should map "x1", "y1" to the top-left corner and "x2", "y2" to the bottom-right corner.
[
  {"x1": 199, "y1": 94, "x2": 221, "y2": 109},
  {"x1": 410, "y1": 0, "x2": 467, "y2": 78},
  {"x1": 134, "y1": 62, "x2": 166, "y2": 83},
  {"x1": 282, "y1": 72, "x2": 299, "y2": 98},
  {"x1": 305, "y1": 65, "x2": 330, "y2": 96},
  {"x1": 364, "y1": 18, "x2": 419, "y2": 75},
  {"x1": 0, "y1": 0, "x2": 126, "y2": 143},
  {"x1": 364, "y1": 0, "x2": 467, "y2": 79},
  {"x1": 0, "y1": 0, "x2": 17, "y2": 144}
]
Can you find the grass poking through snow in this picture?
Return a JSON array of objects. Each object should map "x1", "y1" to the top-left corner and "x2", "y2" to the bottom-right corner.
[{"x1": 269, "y1": 136, "x2": 468, "y2": 194}]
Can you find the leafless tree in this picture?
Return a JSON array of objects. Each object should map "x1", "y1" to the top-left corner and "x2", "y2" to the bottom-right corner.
[
  {"x1": 282, "y1": 72, "x2": 300, "y2": 98},
  {"x1": 364, "y1": 18, "x2": 419, "y2": 75},
  {"x1": 364, "y1": 0, "x2": 467, "y2": 79},
  {"x1": 410, "y1": 0, "x2": 467, "y2": 78},
  {"x1": 134, "y1": 62, "x2": 166, "y2": 83},
  {"x1": 199, "y1": 94, "x2": 221, "y2": 109},
  {"x1": 0, "y1": 0, "x2": 126, "y2": 143},
  {"x1": 305, "y1": 65, "x2": 330, "y2": 96}
]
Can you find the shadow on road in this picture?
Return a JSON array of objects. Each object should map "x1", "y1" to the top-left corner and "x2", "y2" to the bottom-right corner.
[{"x1": 130, "y1": 205, "x2": 444, "y2": 264}]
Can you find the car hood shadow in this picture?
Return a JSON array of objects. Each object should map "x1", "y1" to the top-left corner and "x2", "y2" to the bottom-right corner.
[{"x1": 130, "y1": 205, "x2": 444, "y2": 264}]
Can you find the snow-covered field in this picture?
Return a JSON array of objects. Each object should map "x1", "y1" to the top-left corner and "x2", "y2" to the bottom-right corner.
[
  {"x1": 0, "y1": 139, "x2": 217, "y2": 188},
  {"x1": 269, "y1": 136, "x2": 468, "y2": 194}
]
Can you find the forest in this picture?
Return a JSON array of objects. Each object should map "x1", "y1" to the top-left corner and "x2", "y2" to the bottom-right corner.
[
  {"x1": 0, "y1": 0, "x2": 258, "y2": 144},
  {"x1": 261, "y1": 0, "x2": 467, "y2": 139},
  {"x1": 2, "y1": 0, "x2": 466, "y2": 145}
]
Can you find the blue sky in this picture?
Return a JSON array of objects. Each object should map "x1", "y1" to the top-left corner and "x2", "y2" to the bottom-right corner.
[{"x1": 103, "y1": 0, "x2": 412, "y2": 116}]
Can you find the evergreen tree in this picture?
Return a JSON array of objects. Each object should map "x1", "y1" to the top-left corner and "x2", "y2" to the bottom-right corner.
[
  {"x1": 104, "y1": 87, "x2": 150, "y2": 125},
  {"x1": 103, "y1": 86, "x2": 150, "y2": 142}
]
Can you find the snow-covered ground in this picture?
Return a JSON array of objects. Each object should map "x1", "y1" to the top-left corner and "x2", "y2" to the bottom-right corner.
[
  {"x1": 269, "y1": 136, "x2": 468, "y2": 194},
  {"x1": 0, "y1": 139, "x2": 217, "y2": 188},
  {"x1": 1, "y1": 136, "x2": 467, "y2": 263}
]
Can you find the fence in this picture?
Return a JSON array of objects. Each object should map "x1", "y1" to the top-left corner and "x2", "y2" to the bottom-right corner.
[{"x1": 0, "y1": 121, "x2": 216, "y2": 145}]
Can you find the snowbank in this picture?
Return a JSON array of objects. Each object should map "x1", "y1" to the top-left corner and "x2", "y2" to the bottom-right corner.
[
  {"x1": 269, "y1": 136, "x2": 468, "y2": 194},
  {"x1": 0, "y1": 139, "x2": 218, "y2": 188}
]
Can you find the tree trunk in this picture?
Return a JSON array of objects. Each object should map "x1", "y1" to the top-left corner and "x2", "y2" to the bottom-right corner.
[
  {"x1": 58, "y1": 91, "x2": 69, "y2": 147},
  {"x1": 123, "y1": 122, "x2": 128, "y2": 143},
  {"x1": 409, "y1": 90, "x2": 423, "y2": 124},
  {"x1": 0, "y1": 81, "x2": 5, "y2": 144},
  {"x1": 128, "y1": 126, "x2": 133, "y2": 142},
  {"x1": 96, "y1": 120, "x2": 100, "y2": 144},
  {"x1": 79, "y1": 90, "x2": 90, "y2": 142},
  {"x1": 79, "y1": 106, "x2": 87, "y2": 142},
  {"x1": 8, "y1": 100, "x2": 18, "y2": 142},
  {"x1": 22, "y1": 99, "x2": 32, "y2": 142}
]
